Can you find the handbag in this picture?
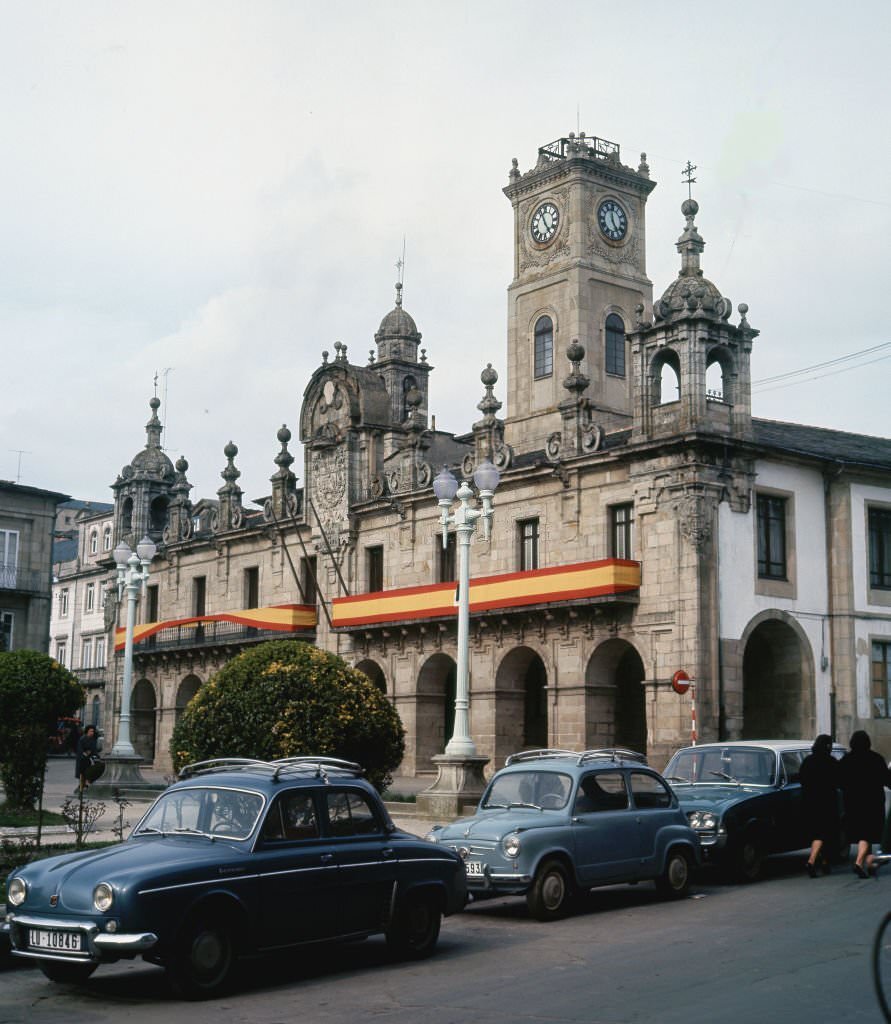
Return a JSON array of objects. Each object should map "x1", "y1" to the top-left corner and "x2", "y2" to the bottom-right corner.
[{"x1": 85, "y1": 753, "x2": 106, "y2": 783}]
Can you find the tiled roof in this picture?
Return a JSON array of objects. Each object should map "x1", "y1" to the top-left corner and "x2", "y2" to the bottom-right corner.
[{"x1": 752, "y1": 419, "x2": 891, "y2": 471}]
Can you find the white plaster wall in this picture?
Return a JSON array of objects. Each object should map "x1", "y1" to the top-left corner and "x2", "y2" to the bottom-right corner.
[
  {"x1": 850, "y1": 482, "x2": 891, "y2": 719},
  {"x1": 718, "y1": 459, "x2": 832, "y2": 730}
]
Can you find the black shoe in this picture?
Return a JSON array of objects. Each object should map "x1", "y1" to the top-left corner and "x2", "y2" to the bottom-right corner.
[
  {"x1": 854, "y1": 863, "x2": 869, "y2": 879},
  {"x1": 806, "y1": 861, "x2": 818, "y2": 878}
]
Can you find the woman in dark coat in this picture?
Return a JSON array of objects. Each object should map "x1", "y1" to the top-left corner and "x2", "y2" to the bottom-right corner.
[
  {"x1": 75, "y1": 724, "x2": 98, "y2": 791},
  {"x1": 840, "y1": 729, "x2": 891, "y2": 877},
  {"x1": 800, "y1": 734, "x2": 841, "y2": 877}
]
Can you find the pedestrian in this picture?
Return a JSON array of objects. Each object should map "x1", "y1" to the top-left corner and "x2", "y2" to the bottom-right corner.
[
  {"x1": 75, "y1": 724, "x2": 99, "y2": 791},
  {"x1": 800, "y1": 734, "x2": 841, "y2": 877},
  {"x1": 840, "y1": 729, "x2": 891, "y2": 878}
]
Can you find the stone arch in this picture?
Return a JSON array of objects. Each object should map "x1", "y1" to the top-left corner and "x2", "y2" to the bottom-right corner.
[
  {"x1": 494, "y1": 646, "x2": 549, "y2": 761},
  {"x1": 121, "y1": 497, "x2": 133, "y2": 533},
  {"x1": 585, "y1": 639, "x2": 647, "y2": 754},
  {"x1": 649, "y1": 349, "x2": 681, "y2": 406},
  {"x1": 149, "y1": 496, "x2": 168, "y2": 533},
  {"x1": 706, "y1": 344, "x2": 736, "y2": 403},
  {"x1": 741, "y1": 611, "x2": 815, "y2": 739},
  {"x1": 175, "y1": 674, "x2": 202, "y2": 725},
  {"x1": 132, "y1": 677, "x2": 157, "y2": 763},
  {"x1": 416, "y1": 653, "x2": 457, "y2": 769},
  {"x1": 355, "y1": 659, "x2": 387, "y2": 694}
]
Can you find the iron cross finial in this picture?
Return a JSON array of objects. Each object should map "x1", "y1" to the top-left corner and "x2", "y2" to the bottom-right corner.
[
  {"x1": 682, "y1": 160, "x2": 697, "y2": 200},
  {"x1": 153, "y1": 370, "x2": 159, "y2": 397}
]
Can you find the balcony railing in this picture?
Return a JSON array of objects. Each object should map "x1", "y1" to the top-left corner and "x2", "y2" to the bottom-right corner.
[
  {"x1": 332, "y1": 558, "x2": 640, "y2": 629},
  {"x1": 73, "y1": 667, "x2": 110, "y2": 686},
  {"x1": 115, "y1": 604, "x2": 317, "y2": 654},
  {"x1": 0, "y1": 561, "x2": 50, "y2": 594}
]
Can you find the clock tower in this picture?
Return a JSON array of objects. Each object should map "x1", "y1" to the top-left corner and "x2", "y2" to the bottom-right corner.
[{"x1": 503, "y1": 133, "x2": 656, "y2": 454}]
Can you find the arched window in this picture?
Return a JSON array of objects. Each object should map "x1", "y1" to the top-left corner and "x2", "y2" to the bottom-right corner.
[
  {"x1": 402, "y1": 375, "x2": 418, "y2": 421},
  {"x1": 89, "y1": 530, "x2": 98, "y2": 555},
  {"x1": 534, "y1": 316, "x2": 553, "y2": 379},
  {"x1": 605, "y1": 313, "x2": 626, "y2": 377},
  {"x1": 102, "y1": 525, "x2": 112, "y2": 551},
  {"x1": 121, "y1": 498, "x2": 133, "y2": 533}
]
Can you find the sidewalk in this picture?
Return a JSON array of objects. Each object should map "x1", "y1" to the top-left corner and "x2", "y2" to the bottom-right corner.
[{"x1": 2, "y1": 758, "x2": 435, "y2": 843}]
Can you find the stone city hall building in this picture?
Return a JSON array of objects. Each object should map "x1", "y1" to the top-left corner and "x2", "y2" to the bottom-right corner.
[{"x1": 102, "y1": 131, "x2": 891, "y2": 778}]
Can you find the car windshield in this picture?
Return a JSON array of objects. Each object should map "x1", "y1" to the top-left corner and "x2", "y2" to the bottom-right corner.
[
  {"x1": 134, "y1": 786, "x2": 265, "y2": 840},
  {"x1": 666, "y1": 747, "x2": 777, "y2": 787},
  {"x1": 482, "y1": 770, "x2": 572, "y2": 811}
]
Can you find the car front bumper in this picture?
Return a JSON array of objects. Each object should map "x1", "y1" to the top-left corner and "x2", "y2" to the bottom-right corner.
[{"x1": 6, "y1": 912, "x2": 158, "y2": 963}]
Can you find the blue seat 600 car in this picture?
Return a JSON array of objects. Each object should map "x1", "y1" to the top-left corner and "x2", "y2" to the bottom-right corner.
[
  {"x1": 3, "y1": 758, "x2": 466, "y2": 998},
  {"x1": 426, "y1": 749, "x2": 700, "y2": 920}
]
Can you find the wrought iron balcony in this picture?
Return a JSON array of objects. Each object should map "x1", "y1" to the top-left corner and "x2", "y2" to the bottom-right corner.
[
  {"x1": 332, "y1": 558, "x2": 640, "y2": 630},
  {"x1": 115, "y1": 604, "x2": 317, "y2": 656},
  {"x1": 0, "y1": 561, "x2": 51, "y2": 594}
]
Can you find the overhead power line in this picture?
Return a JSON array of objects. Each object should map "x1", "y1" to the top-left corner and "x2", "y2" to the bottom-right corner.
[
  {"x1": 753, "y1": 349, "x2": 891, "y2": 394},
  {"x1": 752, "y1": 341, "x2": 891, "y2": 388}
]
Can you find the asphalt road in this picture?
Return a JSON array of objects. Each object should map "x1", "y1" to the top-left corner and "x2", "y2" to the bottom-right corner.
[{"x1": 2, "y1": 854, "x2": 887, "y2": 1024}]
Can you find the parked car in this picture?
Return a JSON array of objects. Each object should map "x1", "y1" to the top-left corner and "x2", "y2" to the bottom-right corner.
[
  {"x1": 3, "y1": 757, "x2": 466, "y2": 998},
  {"x1": 425, "y1": 748, "x2": 700, "y2": 920},
  {"x1": 663, "y1": 739, "x2": 847, "y2": 881}
]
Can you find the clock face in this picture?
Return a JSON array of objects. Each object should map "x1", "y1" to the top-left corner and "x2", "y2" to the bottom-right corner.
[
  {"x1": 530, "y1": 202, "x2": 560, "y2": 244},
  {"x1": 597, "y1": 199, "x2": 628, "y2": 241}
]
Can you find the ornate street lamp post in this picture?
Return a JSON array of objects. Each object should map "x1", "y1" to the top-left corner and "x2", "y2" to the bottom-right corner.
[
  {"x1": 90, "y1": 536, "x2": 164, "y2": 798},
  {"x1": 110, "y1": 536, "x2": 156, "y2": 757},
  {"x1": 418, "y1": 460, "x2": 499, "y2": 817}
]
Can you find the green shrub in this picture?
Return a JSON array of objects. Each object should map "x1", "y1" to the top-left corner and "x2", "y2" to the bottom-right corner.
[
  {"x1": 170, "y1": 640, "x2": 405, "y2": 791},
  {"x1": 0, "y1": 651, "x2": 83, "y2": 810}
]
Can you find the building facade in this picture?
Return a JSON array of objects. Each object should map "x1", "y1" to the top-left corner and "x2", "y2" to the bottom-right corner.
[
  {"x1": 0, "y1": 481, "x2": 70, "y2": 654},
  {"x1": 49, "y1": 500, "x2": 115, "y2": 730},
  {"x1": 100, "y1": 131, "x2": 891, "y2": 776}
]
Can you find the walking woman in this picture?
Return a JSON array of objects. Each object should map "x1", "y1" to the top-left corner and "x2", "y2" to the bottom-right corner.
[
  {"x1": 75, "y1": 724, "x2": 98, "y2": 791},
  {"x1": 800, "y1": 734, "x2": 841, "y2": 876},
  {"x1": 841, "y1": 730, "x2": 891, "y2": 878}
]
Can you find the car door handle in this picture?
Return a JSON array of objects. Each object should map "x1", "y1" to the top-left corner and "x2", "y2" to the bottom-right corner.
[
  {"x1": 381, "y1": 848, "x2": 396, "y2": 859},
  {"x1": 320, "y1": 853, "x2": 335, "y2": 864}
]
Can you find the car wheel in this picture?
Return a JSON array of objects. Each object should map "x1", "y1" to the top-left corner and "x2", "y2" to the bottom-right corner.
[
  {"x1": 386, "y1": 892, "x2": 442, "y2": 959},
  {"x1": 655, "y1": 848, "x2": 691, "y2": 899},
  {"x1": 526, "y1": 858, "x2": 574, "y2": 921},
  {"x1": 734, "y1": 838, "x2": 765, "y2": 883},
  {"x1": 39, "y1": 960, "x2": 98, "y2": 984},
  {"x1": 167, "y1": 912, "x2": 236, "y2": 999}
]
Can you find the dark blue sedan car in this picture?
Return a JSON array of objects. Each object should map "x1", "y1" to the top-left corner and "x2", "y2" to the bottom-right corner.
[{"x1": 3, "y1": 758, "x2": 466, "y2": 998}]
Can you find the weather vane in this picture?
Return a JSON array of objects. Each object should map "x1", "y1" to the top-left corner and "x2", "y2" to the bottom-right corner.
[{"x1": 682, "y1": 160, "x2": 697, "y2": 200}]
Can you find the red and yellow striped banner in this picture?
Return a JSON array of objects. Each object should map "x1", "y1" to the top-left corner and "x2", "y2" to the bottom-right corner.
[
  {"x1": 331, "y1": 559, "x2": 639, "y2": 628},
  {"x1": 115, "y1": 603, "x2": 317, "y2": 651}
]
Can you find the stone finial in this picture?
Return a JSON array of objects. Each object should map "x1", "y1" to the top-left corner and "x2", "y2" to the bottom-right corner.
[
  {"x1": 738, "y1": 302, "x2": 750, "y2": 329},
  {"x1": 215, "y1": 440, "x2": 244, "y2": 532},
  {"x1": 476, "y1": 363, "x2": 502, "y2": 422},
  {"x1": 420, "y1": 348, "x2": 428, "y2": 364},
  {"x1": 562, "y1": 339, "x2": 590, "y2": 397},
  {"x1": 274, "y1": 424, "x2": 295, "y2": 472},
  {"x1": 509, "y1": 156, "x2": 520, "y2": 181},
  {"x1": 395, "y1": 281, "x2": 403, "y2": 308},
  {"x1": 368, "y1": 349, "x2": 376, "y2": 365},
  {"x1": 221, "y1": 441, "x2": 240, "y2": 485},
  {"x1": 321, "y1": 349, "x2": 329, "y2": 365},
  {"x1": 145, "y1": 395, "x2": 163, "y2": 450},
  {"x1": 638, "y1": 152, "x2": 650, "y2": 177}
]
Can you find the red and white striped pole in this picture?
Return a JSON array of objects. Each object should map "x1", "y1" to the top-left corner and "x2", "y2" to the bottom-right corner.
[{"x1": 671, "y1": 670, "x2": 696, "y2": 746}]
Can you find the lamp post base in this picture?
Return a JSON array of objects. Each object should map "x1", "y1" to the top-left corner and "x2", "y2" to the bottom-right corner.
[
  {"x1": 415, "y1": 754, "x2": 490, "y2": 820},
  {"x1": 85, "y1": 754, "x2": 166, "y2": 800}
]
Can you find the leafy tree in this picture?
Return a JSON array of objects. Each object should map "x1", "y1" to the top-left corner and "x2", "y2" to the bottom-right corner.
[
  {"x1": 0, "y1": 651, "x2": 84, "y2": 810},
  {"x1": 171, "y1": 640, "x2": 405, "y2": 791}
]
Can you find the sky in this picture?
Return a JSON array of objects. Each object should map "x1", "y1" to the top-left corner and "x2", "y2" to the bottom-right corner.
[{"x1": 2, "y1": 1, "x2": 889, "y2": 505}]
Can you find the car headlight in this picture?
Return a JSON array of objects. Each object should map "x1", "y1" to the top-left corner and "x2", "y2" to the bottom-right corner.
[
  {"x1": 687, "y1": 811, "x2": 718, "y2": 830},
  {"x1": 7, "y1": 876, "x2": 26, "y2": 907},
  {"x1": 93, "y1": 882, "x2": 114, "y2": 913},
  {"x1": 502, "y1": 833, "x2": 521, "y2": 858}
]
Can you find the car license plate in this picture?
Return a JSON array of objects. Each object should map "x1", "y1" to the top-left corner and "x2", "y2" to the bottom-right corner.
[
  {"x1": 29, "y1": 928, "x2": 82, "y2": 953},
  {"x1": 465, "y1": 861, "x2": 485, "y2": 877}
]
